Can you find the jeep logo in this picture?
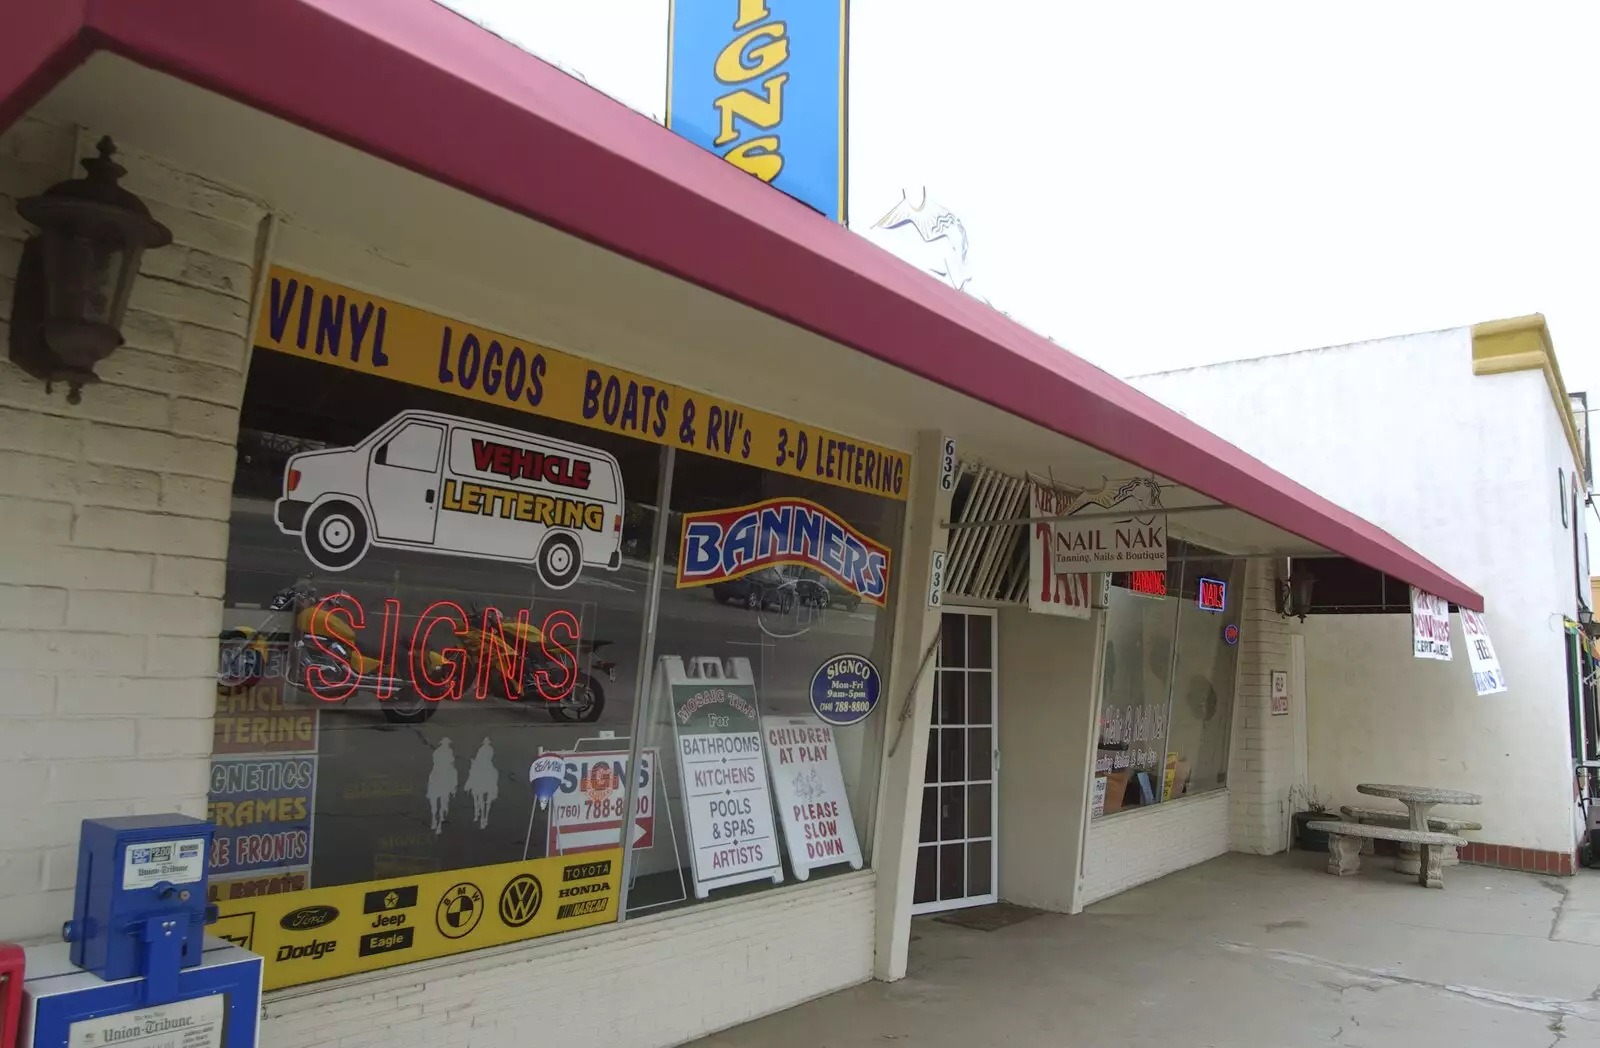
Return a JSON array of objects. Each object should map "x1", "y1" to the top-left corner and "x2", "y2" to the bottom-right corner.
[
  {"x1": 276, "y1": 938, "x2": 337, "y2": 961},
  {"x1": 280, "y1": 905, "x2": 339, "y2": 931}
]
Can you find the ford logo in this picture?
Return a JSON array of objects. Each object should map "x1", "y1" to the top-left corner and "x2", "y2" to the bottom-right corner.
[{"x1": 280, "y1": 905, "x2": 339, "y2": 931}]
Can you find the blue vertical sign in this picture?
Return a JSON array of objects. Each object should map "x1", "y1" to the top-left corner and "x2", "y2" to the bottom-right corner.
[{"x1": 667, "y1": 1, "x2": 848, "y2": 223}]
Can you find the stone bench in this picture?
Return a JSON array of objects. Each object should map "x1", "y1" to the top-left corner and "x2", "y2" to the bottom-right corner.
[
  {"x1": 1306, "y1": 820, "x2": 1466, "y2": 889},
  {"x1": 1338, "y1": 805, "x2": 1482, "y2": 866}
]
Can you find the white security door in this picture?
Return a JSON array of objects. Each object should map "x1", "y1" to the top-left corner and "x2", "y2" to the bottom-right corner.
[{"x1": 913, "y1": 608, "x2": 999, "y2": 913}]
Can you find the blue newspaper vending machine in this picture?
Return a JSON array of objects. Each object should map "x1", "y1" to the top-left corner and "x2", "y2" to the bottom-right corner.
[{"x1": 18, "y1": 815, "x2": 262, "y2": 1048}]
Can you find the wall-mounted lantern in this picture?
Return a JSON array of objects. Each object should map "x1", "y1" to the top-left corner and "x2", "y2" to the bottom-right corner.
[
  {"x1": 1277, "y1": 565, "x2": 1316, "y2": 621},
  {"x1": 9, "y1": 136, "x2": 171, "y2": 404}
]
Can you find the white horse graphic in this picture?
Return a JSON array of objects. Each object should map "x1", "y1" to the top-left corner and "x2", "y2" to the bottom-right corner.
[
  {"x1": 465, "y1": 737, "x2": 500, "y2": 830},
  {"x1": 426, "y1": 737, "x2": 459, "y2": 835}
]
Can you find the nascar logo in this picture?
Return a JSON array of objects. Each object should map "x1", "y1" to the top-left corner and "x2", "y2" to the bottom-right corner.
[{"x1": 676, "y1": 498, "x2": 890, "y2": 605}]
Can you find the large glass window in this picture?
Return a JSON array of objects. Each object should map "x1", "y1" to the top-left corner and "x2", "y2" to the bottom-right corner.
[
  {"x1": 1091, "y1": 544, "x2": 1243, "y2": 819},
  {"x1": 1166, "y1": 553, "x2": 1244, "y2": 798},
  {"x1": 209, "y1": 328, "x2": 902, "y2": 989},
  {"x1": 625, "y1": 450, "x2": 901, "y2": 914}
]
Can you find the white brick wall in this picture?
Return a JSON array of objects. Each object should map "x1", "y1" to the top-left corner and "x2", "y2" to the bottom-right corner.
[
  {"x1": 0, "y1": 114, "x2": 878, "y2": 1048},
  {"x1": 263, "y1": 874, "x2": 875, "y2": 1048},
  {"x1": 0, "y1": 117, "x2": 264, "y2": 940},
  {"x1": 1079, "y1": 790, "x2": 1229, "y2": 906},
  {"x1": 1227, "y1": 560, "x2": 1296, "y2": 855}
]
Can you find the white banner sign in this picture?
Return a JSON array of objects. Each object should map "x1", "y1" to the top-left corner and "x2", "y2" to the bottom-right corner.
[
  {"x1": 1090, "y1": 774, "x2": 1108, "y2": 820},
  {"x1": 1460, "y1": 609, "x2": 1507, "y2": 695},
  {"x1": 1027, "y1": 480, "x2": 1092, "y2": 619},
  {"x1": 547, "y1": 749, "x2": 656, "y2": 855},
  {"x1": 1410, "y1": 587, "x2": 1453, "y2": 660},
  {"x1": 761, "y1": 716, "x2": 863, "y2": 880},
  {"x1": 666, "y1": 662, "x2": 784, "y2": 897}
]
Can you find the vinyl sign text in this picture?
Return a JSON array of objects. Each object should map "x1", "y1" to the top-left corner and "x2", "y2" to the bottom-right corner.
[{"x1": 254, "y1": 268, "x2": 906, "y2": 499}]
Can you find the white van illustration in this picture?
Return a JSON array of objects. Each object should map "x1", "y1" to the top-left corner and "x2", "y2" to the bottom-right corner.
[{"x1": 275, "y1": 410, "x2": 625, "y2": 589}]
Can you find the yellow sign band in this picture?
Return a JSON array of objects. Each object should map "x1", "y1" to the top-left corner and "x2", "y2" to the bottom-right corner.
[
  {"x1": 253, "y1": 267, "x2": 909, "y2": 500},
  {"x1": 212, "y1": 849, "x2": 622, "y2": 990}
]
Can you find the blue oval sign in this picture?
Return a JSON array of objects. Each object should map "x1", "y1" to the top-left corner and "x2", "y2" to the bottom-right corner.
[{"x1": 810, "y1": 655, "x2": 882, "y2": 726}]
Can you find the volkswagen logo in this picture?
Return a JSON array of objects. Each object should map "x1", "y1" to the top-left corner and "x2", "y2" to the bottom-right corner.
[{"x1": 498, "y1": 874, "x2": 542, "y2": 928}]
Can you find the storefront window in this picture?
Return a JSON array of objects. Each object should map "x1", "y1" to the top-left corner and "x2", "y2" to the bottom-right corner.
[
  {"x1": 626, "y1": 450, "x2": 900, "y2": 913},
  {"x1": 1094, "y1": 575, "x2": 1177, "y2": 816},
  {"x1": 208, "y1": 266, "x2": 908, "y2": 990},
  {"x1": 1091, "y1": 544, "x2": 1243, "y2": 819},
  {"x1": 211, "y1": 349, "x2": 656, "y2": 986},
  {"x1": 1164, "y1": 553, "x2": 1243, "y2": 798}
]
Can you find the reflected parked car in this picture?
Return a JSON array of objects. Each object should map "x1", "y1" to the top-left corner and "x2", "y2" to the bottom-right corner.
[
  {"x1": 791, "y1": 567, "x2": 862, "y2": 612},
  {"x1": 711, "y1": 567, "x2": 833, "y2": 612}
]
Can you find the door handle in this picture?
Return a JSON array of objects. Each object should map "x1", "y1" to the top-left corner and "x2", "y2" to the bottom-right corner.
[{"x1": 425, "y1": 489, "x2": 436, "y2": 504}]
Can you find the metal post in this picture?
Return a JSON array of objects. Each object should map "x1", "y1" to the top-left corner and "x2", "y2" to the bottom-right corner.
[
  {"x1": 940, "y1": 502, "x2": 1229, "y2": 530},
  {"x1": 617, "y1": 445, "x2": 675, "y2": 918}
]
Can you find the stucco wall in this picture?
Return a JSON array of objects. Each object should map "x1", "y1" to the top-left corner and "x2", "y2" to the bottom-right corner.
[
  {"x1": 994, "y1": 606, "x2": 1101, "y2": 912},
  {"x1": 1132, "y1": 330, "x2": 1579, "y2": 854}
]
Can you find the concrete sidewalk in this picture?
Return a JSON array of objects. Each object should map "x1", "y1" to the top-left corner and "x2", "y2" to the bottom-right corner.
[{"x1": 690, "y1": 852, "x2": 1600, "y2": 1048}]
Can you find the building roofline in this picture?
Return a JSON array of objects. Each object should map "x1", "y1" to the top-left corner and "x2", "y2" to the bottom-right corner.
[
  {"x1": 0, "y1": 0, "x2": 1485, "y2": 611},
  {"x1": 1471, "y1": 313, "x2": 1586, "y2": 478}
]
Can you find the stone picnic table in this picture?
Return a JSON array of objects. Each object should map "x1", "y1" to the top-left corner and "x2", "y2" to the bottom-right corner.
[{"x1": 1356, "y1": 783, "x2": 1482, "y2": 874}]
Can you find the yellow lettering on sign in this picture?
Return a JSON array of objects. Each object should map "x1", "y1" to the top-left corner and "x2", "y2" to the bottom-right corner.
[
  {"x1": 442, "y1": 479, "x2": 605, "y2": 531},
  {"x1": 724, "y1": 135, "x2": 784, "y2": 182},
  {"x1": 734, "y1": 0, "x2": 770, "y2": 29},
  {"x1": 254, "y1": 267, "x2": 911, "y2": 499},
  {"x1": 714, "y1": 73, "x2": 788, "y2": 147},
  {"x1": 714, "y1": 22, "x2": 789, "y2": 83}
]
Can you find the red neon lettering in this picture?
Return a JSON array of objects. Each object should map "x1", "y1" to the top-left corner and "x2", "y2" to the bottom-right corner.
[
  {"x1": 409, "y1": 601, "x2": 469, "y2": 702},
  {"x1": 1131, "y1": 571, "x2": 1167, "y2": 596},
  {"x1": 376, "y1": 597, "x2": 402, "y2": 699},
  {"x1": 474, "y1": 605, "x2": 531, "y2": 700},
  {"x1": 306, "y1": 594, "x2": 362, "y2": 701},
  {"x1": 535, "y1": 609, "x2": 579, "y2": 702}
]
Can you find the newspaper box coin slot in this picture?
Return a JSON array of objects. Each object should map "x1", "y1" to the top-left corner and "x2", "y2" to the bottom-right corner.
[{"x1": 61, "y1": 815, "x2": 218, "y2": 1002}]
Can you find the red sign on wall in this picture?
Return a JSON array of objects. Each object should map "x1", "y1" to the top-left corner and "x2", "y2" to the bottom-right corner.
[{"x1": 1129, "y1": 571, "x2": 1167, "y2": 597}]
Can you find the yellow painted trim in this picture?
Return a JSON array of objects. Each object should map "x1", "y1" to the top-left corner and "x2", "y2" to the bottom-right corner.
[{"x1": 1472, "y1": 313, "x2": 1586, "y2": 477}]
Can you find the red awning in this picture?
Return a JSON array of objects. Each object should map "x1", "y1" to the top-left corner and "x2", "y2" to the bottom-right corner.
[{"x1": 0, "y1": 0, "x2": 1482, "y2": 610}]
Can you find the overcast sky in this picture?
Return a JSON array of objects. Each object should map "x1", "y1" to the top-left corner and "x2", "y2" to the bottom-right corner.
[{"x1": 438, "y1": 1, "x2": 1598, "y2": 405}]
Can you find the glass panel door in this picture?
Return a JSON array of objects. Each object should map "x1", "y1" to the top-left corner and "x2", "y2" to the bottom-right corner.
[{"x1": 913, "y1": 609, "x2": 998, "y2": 912}]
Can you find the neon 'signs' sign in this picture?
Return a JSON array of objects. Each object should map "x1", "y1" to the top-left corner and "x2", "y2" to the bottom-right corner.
[{"x1": 676, "y1": 498, "x2": 890, "y2": 605}]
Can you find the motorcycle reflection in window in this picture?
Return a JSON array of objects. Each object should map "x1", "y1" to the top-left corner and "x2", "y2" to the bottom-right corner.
[
  {"x1": 454, "y1": 603, "x2": 616, "y2": 724},
  {"x1": 215, "y1": 582, "x2": 618, "y2": 725},
  {"x1": 216, "y1": 578, "x2": 440, "y2": 724}
]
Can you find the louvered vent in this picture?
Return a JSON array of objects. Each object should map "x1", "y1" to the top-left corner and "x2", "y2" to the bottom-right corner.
[{"x1": 943, "y1": 463, "x2": 1034, "y2": 604}]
